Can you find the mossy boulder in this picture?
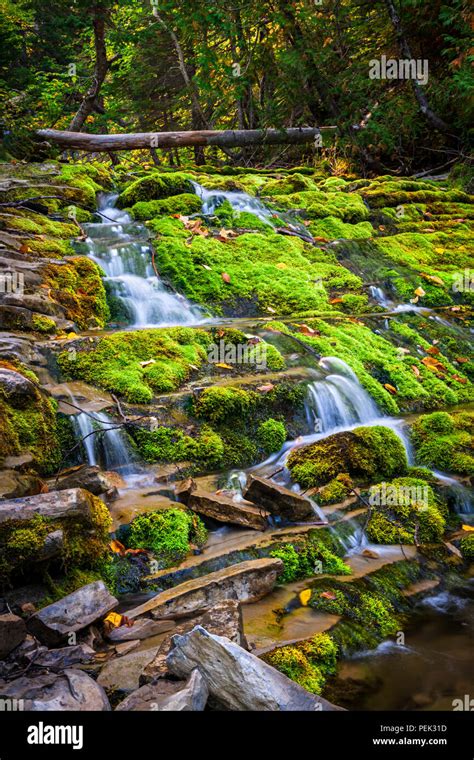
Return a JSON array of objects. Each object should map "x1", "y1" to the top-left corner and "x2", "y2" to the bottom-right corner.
[
  {"x1": 263, "y1": 633, "x2": 338, "y2": 695},
  {"x1": 0, "y1": 488, "x2": 112, "y2": 586},
  {"x1": 130, "y1": 193, "x2": 201, "y2": 220},
  {"x1": 57, "y1": 328, "x2": 211, "y2": 403},
  {"x1": 43, "y1": 257, "x2": 109, "y2": 330},
  {"x1": 287, "y1": 425, "x2": 408, "y2": 488},
  {"x1": 366, "y1": 477, "x2": 446, "y2": 544},
  {"x1": 118, "y1": 173, "x2": 194, "y2": 207},
  {"x1": 123, "y1": 507, "x2": 207, "y2": 569},
  {"x1": 0, "y1": 363, "x2": 61, "y2": 475},
  {"x1": 411, "y1": 410, "x2": 474, "y2": 476}
]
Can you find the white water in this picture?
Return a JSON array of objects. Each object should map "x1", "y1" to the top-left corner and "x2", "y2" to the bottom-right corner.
[
  {"x1": 191, "y1": 181, "x2": 313, "y2": 239},
  {"x1": 432, "y1": 470, "x2": 473, "y2": 514},
  {"x1": 82, "y1": 193, "x2": 202, "y2": 327},
  {"x1": 71, "y1": 409, "x2": 135, "y2": 474}
]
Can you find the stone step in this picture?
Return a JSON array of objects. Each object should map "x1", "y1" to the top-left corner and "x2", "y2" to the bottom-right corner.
[
  {"x1": 142, "y1": 507, "x2": 367, "y2": 590},
  {"x1": 125, "y1": 557, "x2": 284, "y2": 620},
  {"x1": 244, "y1": 544, "x2": 418, "y2": 654}
]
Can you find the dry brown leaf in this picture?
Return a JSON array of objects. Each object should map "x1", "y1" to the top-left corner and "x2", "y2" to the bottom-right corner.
[
  {"x1": 221, "y1": 272, "x2": 231, "y2": 283},
  {"x1": 414, "y1": 286, "x2": 426, "y2": 297},
  {"x1": 298, "y1": 323, "x2": 317, "y2": 336},
  {"x1": 215, "y1": 362, "x2": 233, "y2": 369},
  {"x1": 426, "y1": 345, "x2": 440, "y2": 355},
  {"x1": 452, "y1": 374, "x2": 467, "y2": 384},
  {"x1": 411, "y1": 365, "x2": 420, "y2": 377},
  {"x1": 456, "y1": 357, "x2": 468, "y2": 363},
  {"x1": 384, "y1": 383, "x2": 397, "y2": 395},
  {"x1": 421, "y1": 274, "x2": 444, "y2": 286},
  {"x1": 257, "y1": 383, "x2": 275, "y2": 393}
]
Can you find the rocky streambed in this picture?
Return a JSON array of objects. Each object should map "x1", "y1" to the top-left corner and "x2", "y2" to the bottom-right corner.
[{"x1": 0, "y1": 159, "x2": 472, "y2": 711}]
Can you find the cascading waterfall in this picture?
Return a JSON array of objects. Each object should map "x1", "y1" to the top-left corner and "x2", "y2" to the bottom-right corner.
[
  {"x1": 432, "y1": 470, "x2": 473, "y2": 515},
  {"x1": 80, "y1": 193, "x2": 202, "y2": 327},
  {"x1": 191, "y1": 181, "x2": 313, "y2": 240},
  {"x1": 70, "y1": 409, "x2": 136, "y2": 474}
]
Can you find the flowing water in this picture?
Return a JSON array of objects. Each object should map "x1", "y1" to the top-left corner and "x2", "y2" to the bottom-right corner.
[
  {"x1": 79, "y1": 193, "x2": 202, "y2": 327},
  {"x1": 191, "y1": 181, "x2": 313, "y2": 240},
  {"x1": 70, "y1": 409, "x2": 136, "y2": 474},
  {"x1": 327, "y1": 587, "x2": 474, "y2": 711}
]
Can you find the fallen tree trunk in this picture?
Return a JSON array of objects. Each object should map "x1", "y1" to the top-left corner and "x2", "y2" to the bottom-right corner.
[{"x1": 36, "y1": 127, "x2": 334, "y2": 152}]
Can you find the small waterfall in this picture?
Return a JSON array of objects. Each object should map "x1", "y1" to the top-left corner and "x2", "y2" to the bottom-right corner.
[
  {"x1": 191, "y1": 181, "x2": 313, "y2": 240},
  {"x1": 369, "y1": 285, "x2": 391, "y2": 308},
  {"x1": 70, "y1": 410, "x2": 136, "y2": 474},
  {"x1": 433, "y1": 470, "x2": 473, "y2": 514},
  {"x1": 305, "y1": 357, "x2": 379, "y2": 432},
  {"x1": 80, "y1": 193, "x2": 202, "y2": 327}
]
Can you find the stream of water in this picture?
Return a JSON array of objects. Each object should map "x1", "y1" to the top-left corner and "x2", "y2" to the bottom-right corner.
[{"x1": 81, "y1": 193, "x2": 202, "y2": 328}]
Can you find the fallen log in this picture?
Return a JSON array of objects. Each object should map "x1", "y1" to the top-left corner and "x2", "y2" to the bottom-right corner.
[{"x1": 36, "y1": 127, "x2": 335, "y2": 152}]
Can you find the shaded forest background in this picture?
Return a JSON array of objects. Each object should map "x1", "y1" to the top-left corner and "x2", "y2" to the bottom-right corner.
[{"x1": 0, "y1": 0, "x2": 472, "y2": 174}]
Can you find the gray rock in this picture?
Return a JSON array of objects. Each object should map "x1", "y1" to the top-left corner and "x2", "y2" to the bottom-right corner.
[
  {"x1": 125, "y1": 558, "x2": 283, "y2": 620},
  {"x1": 244, "y1": 475, "x2": 315, "y2": 522},
  {"x1": 97, "y1": 646, "x2": 160, "y2": 694},
  {"x1": 0, "y1": 669, "x2": 110, "y2": 711},
  {"x1": 167, "y1": 626, "x2": 342, "y2": 711},
  {"x1": 116, "y1": 669, "x2": 208, "y2": 712},
  {"x1": 0, "y1": 368, "x2": 37, "y2": 407},
  {"x1": 52, "y1": 466, "x2": 123, "y2": 496},
  {"x1": 25, "y1": 644, "x2": 95, "y2": 670},
  {"x1": 107, "y1": 617, "x2": 176, "y2": 642},
  {"x1": 140, "y1": 600, "x2": 247, "y2": 684},
  {"x1": 0, "y1": 487, "x2": 104, "y2": 524},
  {"x1": 0, "y1": 614, "x2": 27, "y2": 659},
  {"x1": 188, "y1": 488, "x2": 270, "y2": 530},
  {"x1": 27, "y1": 581, "x2": 118, "y2": 646}
]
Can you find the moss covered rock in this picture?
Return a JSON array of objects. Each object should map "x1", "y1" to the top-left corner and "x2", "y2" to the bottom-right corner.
[
  {"x1": 288, "y1": 425, "x2": 408, "y2": 488},
  {"x1": 118, "y1": 172, "x2": 194, "y2": 207}
]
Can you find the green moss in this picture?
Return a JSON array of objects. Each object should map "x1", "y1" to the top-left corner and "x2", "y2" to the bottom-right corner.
[
  {"x1": 276, "y1": 316, "x2": 472, "y2": 414},
  {"x1": 288, "y1": 425, "x2": 408, "y2": 488},
  {"x1": 130, "y1": 193, "x2": 201, "y2": 220},
  {"x1": 263, "y1": 633, "x2": 338, "y2": 694},
  {"x1": 366, "y1": 477, "x2": 445, "y2": 544},
  {"x1": 310, "y1": 581, "x2": 399, "y2": 638},
  {"x1": 411, "y1": 410, "x2": 474, "y2": 476},
  {"x1": 152, "y1": 224, "x2": 361, "y2": 315},
  {"x1": 127, "y1": 507, "x2": 207, "y2": 568},
  {"x1": 193, "y1": 386, "x2": 257, "y2": 424},
  {"x1": 0, "y1": 489, "x2": 111, "y2": 586},
  {"x1": 57, "y1": 328, "x2": 211, "y2": 403},
  {"x1": 31, "y1": 313, "x2": 56, "y2": 334},
  {"x1": 0, "y1": 365, "x2": 61, "y2": 475},
  {"x1": 459, "y1": 534, "x2": 474, "y2": 561},
  {"x1": 256, "y1": 418, "x2": 286, "y2": 455},
  {"x1": 318, "y1": 474, "x2": 353, "y2": 505},
  {"x1": 43, "y1": 257, "x2": 109, "y2": 329},
  {"x1": 309, "y1": 217, "x2": 374, "y2": 240},
  {"x1": 118, "y1": 172, "x2": 194, "y2": 207},
  {"x1": 270, "y1": 534, "x2": 351, "y2": 583}
]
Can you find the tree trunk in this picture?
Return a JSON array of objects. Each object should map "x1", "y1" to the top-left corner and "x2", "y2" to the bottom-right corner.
[
  {"x1": 36, "y1": 127, "x2": 330, "y2": 152},
  {"x1": 68, "y1": 7, "x2": 112, "y2": 132},
  {"x1": 383, "y1": 0, "x2": 450, "y2": 133}
]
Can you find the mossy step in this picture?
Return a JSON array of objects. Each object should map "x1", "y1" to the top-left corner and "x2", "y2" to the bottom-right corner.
[
  {"x1": 246, "y1": 546, "x2": 418, "y2": 655},
  {"x1": 142, "y1": 507, "x2": 367, "y2": 589}
]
